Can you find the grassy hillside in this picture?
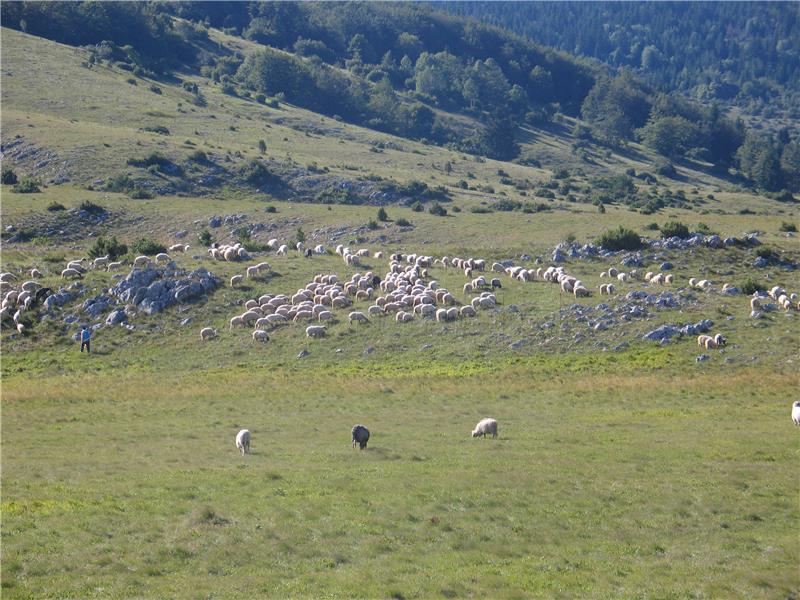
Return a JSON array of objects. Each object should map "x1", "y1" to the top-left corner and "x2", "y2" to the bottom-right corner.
[{"x1": 2, "y1": 25, "x2": 799, "y2": 600}]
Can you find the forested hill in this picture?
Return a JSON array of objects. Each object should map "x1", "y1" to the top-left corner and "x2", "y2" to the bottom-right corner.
[
  {"x1": 1, "y1": 1, "x2": 799, "y2": 193},
  {"x1": 441, "y1": 1, "x2": 800, "y2": 119}
]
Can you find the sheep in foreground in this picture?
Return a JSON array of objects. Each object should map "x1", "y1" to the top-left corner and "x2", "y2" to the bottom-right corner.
[
  {"x1": 230, "y1": 275, "x2": 244, "y2": 288},
  {"x1": 348, "y1": 311, "x2": 369, "y2": 324},
  {"x1": 792, "y1": 401, "x2": 800, "y2": 426},
  {"x1": 236, "y1": 429, "x2": 251, "y2": 455},
  {"x1": 472, "y1": 418, "x2": 498, "y2": 438},
  {"x1": 252, "y1": 330, "x2": 269, "y2": 343},
  {"x1": 351, "y1": 424, "x2": 370, "y2": 450},
  {"x1": 61, "y1": 268, "x2": 82, "y2": 279},
  {"x1": 306, "y1": 325, "x2": 326, "y2": 338},
  {"x1": 200, "y1": 327, "x2": 217, "y2": 341}
]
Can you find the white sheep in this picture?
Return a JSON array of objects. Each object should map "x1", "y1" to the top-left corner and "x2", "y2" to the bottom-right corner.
[
  {"x1": 107, "y1": 261, "x2": 123, "y2": 271},
  {"x1": 792, "y1": 401, "x2": 800, "y2": 426},
  {"x1": 276, "y1": 244, "x2": 289, "y2": 256},
  {"x1": 348, "y1": 311, "x2": 369, "y2": 324},
  {"x1": 133, "y1": 256, "x2": 151, "y2": 268},
  {"x1": 306, "y1": 325, "x2": 326, "y2": 338},
  {"x1": 472, "y1": 418, "x2": 498, "y2": 438},
  {"x1": 30, "y1": 268, "x2": 42, "y2": 278},
  {"x1": 230, "y1": 275, "x2": 244, "y2": 288},
  {"x1": 200, "y1": 327, "x2": 218, "y2": 341},
  {"x1": 229, "y1": 315, "x2": 245, "y2": 329},
  {"x1": 61, "y1": 268, "x2": 82, "y2": 279},
  {"x1": 252, "y1": 330, "x2": 269, "y2": 342},
  {"x1": 236, "y1": 429, "x2": 251, "y2": 455},
  {"x1": 246, "y1": 265, "x2": 260, "y2": 279}
]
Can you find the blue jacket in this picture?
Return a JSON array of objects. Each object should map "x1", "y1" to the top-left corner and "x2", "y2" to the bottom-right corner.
[{"x1": 81, "y1": 329, "x2": 91, "y2": 342}]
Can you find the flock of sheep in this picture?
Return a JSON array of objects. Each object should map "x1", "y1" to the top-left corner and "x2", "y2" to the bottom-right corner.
[{"x1": 234, "y1": 417, "x2": 499, "y2": 456}]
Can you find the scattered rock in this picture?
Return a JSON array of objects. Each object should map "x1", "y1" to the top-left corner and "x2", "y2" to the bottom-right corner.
[
  {"x1": 696, "y1": 354, "x2": 710, "y2": 362},
  {"x1": 297, "y1": 349, "x2": 310, "y2": 359},
  {"x1": 105, "y1": 309, "x2": 127, "y2": 325}
]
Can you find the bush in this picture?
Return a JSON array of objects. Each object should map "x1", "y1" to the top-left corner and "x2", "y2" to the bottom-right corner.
[
  {"x1": 660, "y1": 221, "x2": 690, "y2": 239},
  {"x1": 654, "y1": 160, "x2": 677, "y2": 177},
  {"x1": 141, "y1": 125, "x2": 170, "y2": 135},
  {"x1": 741, "y1": 278, "x2": 766, "y2": 295},
  {"x1": 779, "y1": 221, "x2": 797, "y2": 233},
  {"x1": 189, "y1": 149, "x2": 208, "y2": 163},
  {"x1": 255, "y1": 93, "x2": 267, "y2": 104},
  {"x1": 644, "y1": 222, "x2": 660, "y2": 231},
  {"x1": 265, "y1": 205, "x2": 277, "y2": 214},
  {"x1": 198, "y1": 229, "x2": 213, "y2": 246},
  {"x1": 295, "y1": 227, "x2": 306, "y2": 244},
  {"x1": 258, "y1": 140, "x2": 267, "y2": 153},
  {"x1": 377, "y1": 207, "x2": 389, "y2": 222},
  {"x1": 756, "y1": 247, "x2": 777, "y2": 261},
  {"x1": 410, "y1": 201, "x2": 424, "y2": 212},
  {"x1": 1, "y1": 166, "x2": 18, "y2": 184},
  {"x1": 395, "y1": 218, "x2": 412, "y2": 227},
  {"x1": 88, "y1": 236, "x2": 127, "y2": 260},
  {"x1": 470, "y1": 206, "x2": 493, "y2": 214},
  {"x1": 105, "y1": 173, "x2": 135, "y2": 193},
  {"x1": 130, "y1": 237, "x2": 167, "y2": 256},
  {"x1": 597, "y1": 226, "x2": 644, "y2": 251},
  {"x1": 79, "y1": 200, "x2": 106, "y2": 215},
  {"x1": 12, "y1": 177, "x2": 41, "y2": 193},
  {"x1": 128, "y1": 187, "x2": 154, "y2": 199},
  {"x1": 428, "y1": 203, "x2": 447, "y2": 216},
  {"x1": 367, "y1": 219, "x2": 379, "y2": 230},
  {"x1": 46, "y1": 201, "x2": 66, "y2": 212}
]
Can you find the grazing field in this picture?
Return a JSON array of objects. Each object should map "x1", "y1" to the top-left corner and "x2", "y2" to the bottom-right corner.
[{"x1": 2, "y1": 365, "x2": 798, "y2": 599}]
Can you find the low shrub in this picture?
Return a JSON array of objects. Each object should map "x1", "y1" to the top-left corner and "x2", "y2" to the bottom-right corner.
[
  {"x1": 88, "y1": 236, "x2": 128, "y2": 260},
  {"x1": 130, "y1": 237, "x2": 167, "y2": 256},
  {"x1": 79, "y1": 200, "x2": 106, "y2": 215},
  {"x1": 12, "y1": 177, "x2": 41, "y2": 193},
  {"x1": 395, "y1": 218, "x2": 412, "y2": 227},
  {"x1": 660, "y1": 221, "x2": 690, "y2": 239},
  {"x1": 597, "y1": 226, "x2": 644, "y2": 251},
  {"x1": 779, "y1": 221, "x2": 797, "y2": 233},
  {"x1": 1, "y1": 166, "x2": 18, "y2": 184},
  {"x1": 741, "y1": 278, "x2": 766, "y2": 295},
  {"x1": 46, "y1": 201, "x2": 66, "y2": 212}
]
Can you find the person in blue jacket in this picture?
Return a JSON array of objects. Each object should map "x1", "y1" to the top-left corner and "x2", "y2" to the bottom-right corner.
[{"x1": 80, "y1": 325, "x2": 91, "y2": 353}]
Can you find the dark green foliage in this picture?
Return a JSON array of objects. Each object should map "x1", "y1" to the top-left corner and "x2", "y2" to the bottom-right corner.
[
  {"x1": 581, "y1": 75, "x2": 650, "y2": 143},
  {"x1": 258, "y1": 140, "x2": 267, "y2": 154},
  {"x1": 377, "y1": 207, "x2": 389, "y2": 222},
  {"x1": 654, "y1": 160, "x2": 676, "y2": 178},
  {"x1": 148, "y1": 85, "x2": 162, "y2": 95},
  {"x1": 295, "y1": 227, "x2": 306, "y2": 244},
  {"x1": 141, "y1": 125, "x2": 170, "y2": 135},
  {"x1": 410, "y1": 201, "x2": 424, "y2": 212},
  {"x1": 198, "y1": 229, "x2": 213, "y2": 247},
  {"x1": 756, "y1": 247, "x2": 777, "y2": 261},
  {"x1": 779, "y1": 221, "x2": 797, "y2": 233},
  {"x1": 367, "y1": 219, "x2": 379, "y2": 230},
  {"x1": 88, "y1": 236, "x2": 127, "y2": 260},
  {"x1": 597, "y1": 226, "x2": 644, "y2": 251},
  {"x1": 128, "y1": 187, "x2": 154, "y2": 199},
  {"x1": 127, "y1": 152, "x2": 182, "y2": 175},
  {"x1": 1, "y1": 166, "x2": 18, "y2": 184},
  {"x1": 46, "y1": 201, "x2": 66, "y2": 212},
  {"x1": 428, "y1": 203, "x2": 447, "y2": 216},
  {"x1": 395, "y1": 218, "x2": 412, "y2": 227},
  {"x1": 660, "y1": 221, "x2": 690, "y2": 239},
  {"x1": 105, "y1": 174, "x2": 135, "y2": 193},
  {"x1": 238, "y1": 160, "x2": 281, "y2": 189},
  {"x1": 79, "y1": 200, "x2": 105, "y2": 215},
  {"x1": 12, "y1": 177, "x2": 41, "y2": 193},
  {"x1": 741, "y1": 278, "x2": 766, "y2": 295},
  {"x1": 130, "y1": 237, "x2": 166, "y2": 256},
  {"x1": 265, "y1": 205, "x2": 277, "y2": 214},
  {"x1": 188, "y1": 150, "x2": 208, "y2": 163}
]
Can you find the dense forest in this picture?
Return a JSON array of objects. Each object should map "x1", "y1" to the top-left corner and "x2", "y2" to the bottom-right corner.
[
  {"x1": 442, "y1": 2, "x2": 800, "y2": 120},
  {"x1": 2, "y1": 1, "x2": 798, "y2": 192}
]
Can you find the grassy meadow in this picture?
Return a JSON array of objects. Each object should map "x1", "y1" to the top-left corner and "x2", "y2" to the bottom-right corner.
[{"x1": 2, "y1": 24, "x2": 800, "y2": 600}]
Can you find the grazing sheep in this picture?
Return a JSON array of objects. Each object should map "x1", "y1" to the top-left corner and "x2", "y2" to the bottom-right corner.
[
  {"x1": 664, "y1": 274, "x2": 674, "y2": 284},
  {"x1": 229, "y1": 315, "x2": 245, "y2": 329},
  {"x1": 155, "y1": 253, "x2": 171, "y2": 264},
  {"x1": 472, "y1": 418, "x2": 498, "y2": 438},
  {"x1": 252, "y1": 330, "x2": 269, "y2": 342},
  {"x1": 21, "y1": 281, "x2": 40, "y2": 293},
  {"x1": 200, "y1": 327, "x2": 218, "y2": 341},
  {"x1": 0, "y1": 273, "x2": 17, "y2": 283},
  {"x1": 133, "y1": 256, "x2": 151, "y2": 268},
  {"x1": 750, "y1": 297, "x2": 762, "y2": 312},
  {"x1": 16, "y1": 323, "x2": 25, "y2": 335},
  {"x1": 246, "y1": 266, "x2": 260, "y2": 279},
  {"x1": 697, "y1": 334, "x2": 712, "y2": 348},
  {"x1": 236, "y1": 429, "x2": 251, "y2": 455},
  {"x1": 703, "y1": 333, "x2": 726, "y2": 349},
  {"x1": 61, "y1": 268, "x2": 82, "y2": 279},
  {"x1": 107, "y1": 261, "x2": 123, "y2": 271},
  {"x1": 617, "y1": 273, "x2": 629, "y2": 283},
  {"x1": 277, "y1": 244, "x2": 289, "y2": 256},
  {"x1": 792, "y1": 401, "x2": 800, "y2": 426},
  {"x1": 395, "y1": 311, "x2": 413, "y2": 323},
  {"x1": 306, "y1": 325, "x2": 326, "y2": 338},
  {"x1": 460, "y1": 305, "x2": 476, "y2": 317},
  {"x1": 351, "y1": 424, "x2": 370, "y2": 450},
  {"x1": 348, "y1": 311, "x2": 369, "y2": 324},
  {"x1": 230, "y1": 275, "x2": 244, "y2": 288},
  {"x1": 28, "y1": 268, "x2": 42, "y2": 279}
]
